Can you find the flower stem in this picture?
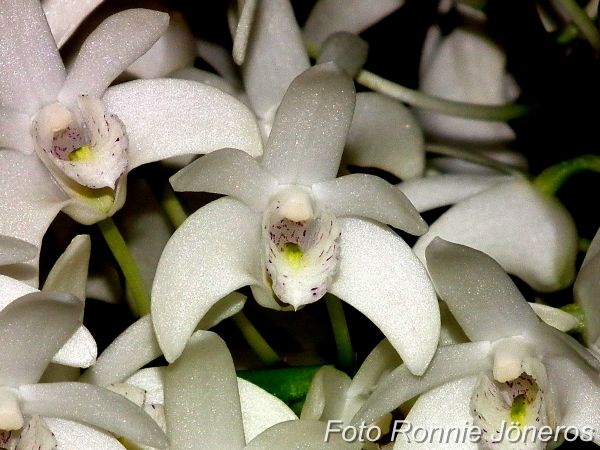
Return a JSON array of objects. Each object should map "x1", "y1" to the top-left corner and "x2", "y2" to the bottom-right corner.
[
  {"x1": 324, "y1": 294, "x2": 355, "y2": 373},
  {"x1": 97, "y1": 217, "x2": 151, "y2": 316},
  {"x1": 533, "y1": 154, "x2": 600, "y2": 195},
  {"x1": 552, "y1": 0, "x2": 600, "y2": 50},
  {"x1": 232, "y1": 311, "x2": 281, "y2": 366},
  {"x1": 160, "y1": 184, "x2": 188, "y2": 229},
  {"x1": 426, "y1": 144, "x2": 528, "y2": 176},
  {"x1": 355, "y1": 70, "x2": 532, "y2": 121}
]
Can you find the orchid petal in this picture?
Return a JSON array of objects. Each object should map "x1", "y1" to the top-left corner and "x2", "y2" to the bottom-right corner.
[
  {"x1": 0, "y1": 275, "x2": 36, "y2": 306},
  {"x1": 575, "y1": 227, "x2": 600, "y2": 344},
  {"x1": 303, "y1": 0, "x2": 403, "y2": 47},
  {"x1": 301, "y1": 366, "x2": 351, "y2": 422},
  {"x1": 164, "y1": 331, "x2": 245, "y2": 449},
  {"x1": 264, "y1": 63, "x2": 355, "y2": 185},
  {"x1": 0, "y1": 0, "x2": 65, "y2": 114},
  {"x1": 398, "y1": 174, "x2": 512, "y2": 213},
  {"x1": 425, "y1": 238, "x2": 539, "y2": 342},
  {"x1": 529, "y1": 303, "x2": 580, "y2": 332},
  {"x1": 19, "y1": 382, "x2": 167, "y2": 448},
  {"x1": 394, "y1": 377, "x2": 479, "y2": 450},
  {"x1": 196, "y1": 39, "x2": 243, "y2": 89},
  {"x1": 0, "y1": 235, "x2": 36, "y2": 267},
  {"x1": 43, "y1": 234, "x2": 90, "y2": 301},
  {"x1": 59, "y1": 9, "x2": 169, "y2": 102},
  {"x1": 171, "y1": 67, "x2": 241, "y2": 97},
  {"x1": 330, "y1": 218, "x2": 440, "y2": 375},
  {"x1": 0, "y1": 291, "x2": 82, "y2": 386},
  {"x1": 352, "y1": 341, "x2": 492, "y2": 427},
  {"x1": 232, "y1": 0, "x2": 258, "y2": 65},
  {"x1": 44, "y1": 417, "x2": 126, "y2": 450},
  {"x1": 317, "y1": 32, "x2": 368, "y2": 78},
  {"x1": 238, "y1": 378, "x2": 297, "y2": 442},
  {"x1": 42, "y1": 0, "x2": 104, "y2": 48},
  {"x1": 125, "y1": 367, "x2": 164, "y2": 406},
  {"x1": 198, "y1": 292, "x2": 248, "y2": 330},
  {"x1": 242, "y1": 0, "x2": 310, "y2": 122},
  {"x1": 244, "y1": 420, "x2": 356, "y2": 449},
  {"x1": 0, "y1": 109, "x2": 34, "y2": 153},
  {"x1": 51, "y1": 325, "x2": 97, "y2": 369},
  {"x1": 152, "y1": 198, "x2": 261, "y2": 362},
  {"x1": 170, "y1": 148, "x2": 279, "y2": 211},
  {"x1": 343, "y1": 93, "x2": 424, "y2": 180},
  {"x1": 414, "y1": 179, "x2": 578, "y2": 292},
  {"x1": 313, "y1": 174, "x2": 427, "y2": 235},
  {"x1": 103, "y1": 78, "x2": 263, "y2": 170},
  {"x1": 348, "y1": 339, "x2": 402, "y2": 399}
]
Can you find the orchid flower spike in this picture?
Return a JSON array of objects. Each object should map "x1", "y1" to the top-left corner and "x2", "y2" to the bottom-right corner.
[
  {"x1": 0, "y1": 0, "x2": 262, "y2": 285},
  {"x1": 354, "y1": 238, "x2": 600, "y2": 449},
  {"x1": 0, "y1": 289, "x2": 167, "y2": 449},
  {"x1": 152, "y1": 63, "x2": 440, "y2": 375}
]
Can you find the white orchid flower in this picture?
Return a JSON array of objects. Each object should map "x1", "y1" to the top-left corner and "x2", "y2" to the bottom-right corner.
[
  {"x1": 152, "y1": 63, "x2": 440, "y2": 375},
  {"x1": 0, "y1": 236, "x2": 36, "y2": 271},
  {"x1": 574, "y1": 227, "x2": 600, "y2": 347},
  {"x1": 0, "y1": 0, "x2": 262, "y2": 285},
  {"x1": 398, "y1": 175, "x2": 578, "y2": 292},
  {"x1": 354, "y1": 238, "x2": 600, "y2": 449},
  {"x1": 0, "y1": 288, "x2": 167, "y2": 449}
]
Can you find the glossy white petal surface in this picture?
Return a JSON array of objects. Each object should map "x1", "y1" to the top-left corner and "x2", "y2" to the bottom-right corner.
[
  {"x1": 263, "y1": 63, "x2": 355, "y2": 185},
  {"x1": 164, "y1": 331, "x2": 245, "y2": 449},
  {"x1": 232, "y1": 0, "x2": 258, "y2": 65},
  {"x1": 301, "y1": 366, "x2": 351, "y2": 422},
  {"x1": 0, "y1": 291, "x2": 82, "y2": 386},
  {"x1": 103, "y1": 78, "x2": 263, "y2": 170},
  {"x1": 317, "y1": 32, "x2": 369, "y2": 78},
  {"x1": 170, "y1": 148, "x2": 279, "y2": 211},
  {"x1": 170, "y1": 67, "x2": 241, "y2": 97},
  {"x1": 414, "y1": 179, "x2": 578, "y2": 292},
  {"x1": 344, "y1": 92, "x2": 424, "y2": 180},
  {"x1": 0, "y1": 0, "x2": 65, "y2": 114},
  {"x1": 152, "y1": 198, "x2": 261, "y2": 362},
  {"x1": 42, "y1": 0, "x2": 104, "y2": 48},
  {"x1": 304, "y1": 0, "x2": 403, "y2": 46},
  {"x1": 59, "y1": 9, "x2": 169, "y2": 102},
  {"x1": 398, "y1": 174, "x2": 512, "y2": 212},
  {"x1": 43, "y1": 234, "x2": 90, "y2": 301},
  {"x1": 530, "y1": 303, "x2": 580, "y2": 332},
  {"x1": 313, "y1": 174, "x2": 427, "y2": 235},
  {"x1": 242, "y1": 0, "x2": 309, "y2": 122},
  {"x1": 196, "y1": 39, "x2": 243, "y2": 89},
  {"x1": 353, "y1": 341, "x2": 492, "y2": 427},
  {"x1": 0, "y1": 109, "x2": 34, "y2": 153},
  {"x1": 45, "y1": 417, "x2": 126, "y2": 450},
  {"x1": 575, "y1": 227, "x2": 600, "y2": 345},
  {"x1": 348, "y1": 339, "x2": 402, "y2": 399},
  {"x1": 0, "y1": 235, "x2": 36, "y2": 266},
  {"x1": 426, "y1": 238, "x2": 540, "y2": 342},
  {"x1": 19, "y1": 382, "x2": 167, "y2": 448},
  {"x1": 330, "y1": 218, "x2": 440, "y2": 375}
]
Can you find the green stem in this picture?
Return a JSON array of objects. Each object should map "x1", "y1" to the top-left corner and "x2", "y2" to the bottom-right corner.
[
  {"x1": 552, "y1": 0, "x2": 600, "y2": 50},
  {"x1": 97, "y1": 217, "x2": 151, "y2": 316},
  {"x1": 160, "y1": 184, "x2": 188, "y2": 229},
  {"x1": 237, "y1": 365, "x2": 322, "y2": 404},
  {"x1": 324, "y1": 294, "x2": 355, "y2": 372},
  {"x1": 560, "y1": 303, "x2": 585, "y2": 334},
  {"x1": 426, "y1": 144, "x2": 528, "y2": 176},
  {"x1": 232, "y1": 312, "x2": 281, "y2": 366},
  {"x1": 533, "y1": 154, "x2": 600, "y2": 195},
  {"x1": 355, "y1": 70, "x2": 532, "y2": 121}
]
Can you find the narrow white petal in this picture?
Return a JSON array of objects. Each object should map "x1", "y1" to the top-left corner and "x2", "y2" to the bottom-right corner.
[
  {"x1": 348, "y1": 339, "x2": 402, "y2": 399},
  {"x1": 426, "y1": 238, "x2": 540, "y2": 342},
  {"x1": 152, "y1": 198, "x2": 261, "y2": 362},
  {"x1": 263, "y1": 63, "x2": 355, "y2": 185},
  {"x1": 575, "y1": 227, "x2": 600, "y2": 344},
  {"x1": 398, "y1": 174, "x2": 512, "y2": 213},
  {"x1": 0, "y1": 275, "x2": 36, "y2": 307},
  {"x1": 242, "y1": 0, "x2": 309, "y2": 122},
  {"x1": 0, "y1": 291, "x2": 82, "y2": 386},
  {"x1": 304, "y1": 0, "x2": 403, "y2": 47},
  {"x1": 43, "y1": 235, "x2": 90, "y2": 301},
  {"x1": 125, "y1": 367, "x2": 164, "y2": 405},
  {"x1": 170, "y1": 148, "x2": 279, "y2": 211},
  {"x1": 51, "y1": 325, "x2": 97, "y2": 368},
  {"x1": 414, "y1": 179, "x2": 578, "y2": 292},
  {"x1": 197, "y1": 292, "x2": 248, "y2": 330},
  {"x1": 196, "y1": 39, "x2": 243, "y2": 89},
  {"x1": 330, "y1": 218, "x2": 440, "y2": 376},
  {"x1": 171, "y1": 67, "x2": 241, "y2": 97},
  {"x1": 164, "y1": 331, "x2": 245, "y2": 449},
  {"x1": 44, "y1": 417, "x2": 126, "y2": 450},
  {"x1": 59, "y1": 9, "x2": 169, "y2": 101},
  {"x1": 103, "y1": 78, "x2": 263, "y2": 170},
  {"x1": 0, "y1": 236, "x2": 36, "y2": 267},
  {"x1": 0, "y1": 109, "x2": 34, "y2": 153},
  {"x1": 238, "y1": 378, "x2": 297, "y2": 442},
  {"x1": 317, "y1": 32, "x2": 369, "y2": 78},
  {"x1": 312, "y1": 174, "x2": 427, "y2": 235},
  {"x1": 352, "y1": 342, "x2": 492, "y2": 427},
  {"x1": 19, "y1": 382, "x2": 167, "y2": 448},
  {"x1": 529, "y1": 303, "x2": 579, "y2": 332},
  {"x1": 42, "y1": 0, "x2": 104, "y2": 48},
  {"x1": 244, "y1": 420, "x2": 355, "y2": 449},
  {"x1": 0, "y1": 0, "x2": 65, "y2": 114},
  {"x1": 232, "y1": 0, "x2": 258, "y2": 65},
  {"x1": 301, "y1": 366, "x2": 351, "y2": 422}
]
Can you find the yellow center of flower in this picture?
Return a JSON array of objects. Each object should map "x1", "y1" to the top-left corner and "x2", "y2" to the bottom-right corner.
[
  {"x1": 283, "y1": 243, "x2": 304, "y2": 269},
  {"x1": 510, "y1": 394, "x2": 527, "y2": 427},
  {"x1": 68, "y1": 145, "x2": 93, "y2": 161}
]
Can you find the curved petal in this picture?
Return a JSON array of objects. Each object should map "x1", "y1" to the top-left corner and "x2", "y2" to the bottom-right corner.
[
  {"x1": 0, "y1": 235, "x2": 36, "y2": 266},
  {"x1": 44, "y1": 417, "x2": 126, "y2": 450},
  {"x1": 529, "y1": 303, "x2": 580, "y2": 332},
  {"x1": 42, "y1": 0, "x2": 104, "y2": 48},
  {"x1": 102, "y1": 78, "x2": 263, "y2": 170},
  {"x1": 301, "y1": 366, "x2": 351, "y2": 422},
  {"x1": 398, "y1": 174, "x2": 512, "y2": 213},
  {"x1": 0, "y1": 108, "x2": 34, "y2": 153},
  {"x1": 0, "y1": 291, "x2": 82, "y2": 386},
  {"x1": 394, "y1": 377, "x2": 479, "y2": 450},
  {"x1": 19, "y1": 382, "x2": 167, "y2": 449},
  {"x1": 170, "y1": 148, "x2": 279, "y2": 211},
  {"x1": 312, "y1": 174, "x2": 427, "y2": 235},
  {"x1": 352, "y1": 341, "x2": 493, "y2": 427},
  {"x1": 330, "y1": 218, "x2": 440, "y2": 376},
  {"x1": 43, "y1": 234, "x2": 90, "y2": 301},
  {"x1": 164, "y1": 331, "x2": 245, "y2": 449},
  {"x1": 51, "y1": 325, "x2": 97, "y2": 368},
  {"x1": 170, "y1": 67, "x2": 241, "y2": 97},
  {"x1": 343, "y1": 92, "x2": 425, "y2": 180},
  {"x1": 197, "y1": 292, "x2": 248, "y2": 330},
  {"x1": 414, "y1": 179, "x2": 578, "y2": 292},
  {"x1": 575, "y1": 227, "x2": 600, "y2": 345},
  {"x1": 232, "y1": 0, "x2": 258, "y2": 65},
  {"x1": 242, "y1": 0, "x2": 310, "y2": 122},
  {"x1": 303, "y1": 0, "x2": 403, "y2": 47},
  {"x1": 152, "y1": 197, "x2": 261, "y2": 362},
  {"x1": 348, "y1": 339, "x2": 402, "y2": 399},
  {"x1": 195, "y1": 39, "x2": 243, "y2": 89},
  {"x1": 0, "y1": 0, "x2": 65, "y2": 114},
  {"x1": 238, "y1": 378, "x2": 297, "y2": 442},
  {"x1": 317, "y1": 32, "x2": 369, "y2": 79},
  {"x1": 263, "y1": 63, "x2": 355, "y2": 185},
  {"x1": 426, "y1": 238, "x2": 539, "y2": 342},
  {"x1": 59, "y1": 9, "x2": 169, "y2": 101},
  {"x1": 125, "y1": 367, "x2": 164, "y2": 405}
]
